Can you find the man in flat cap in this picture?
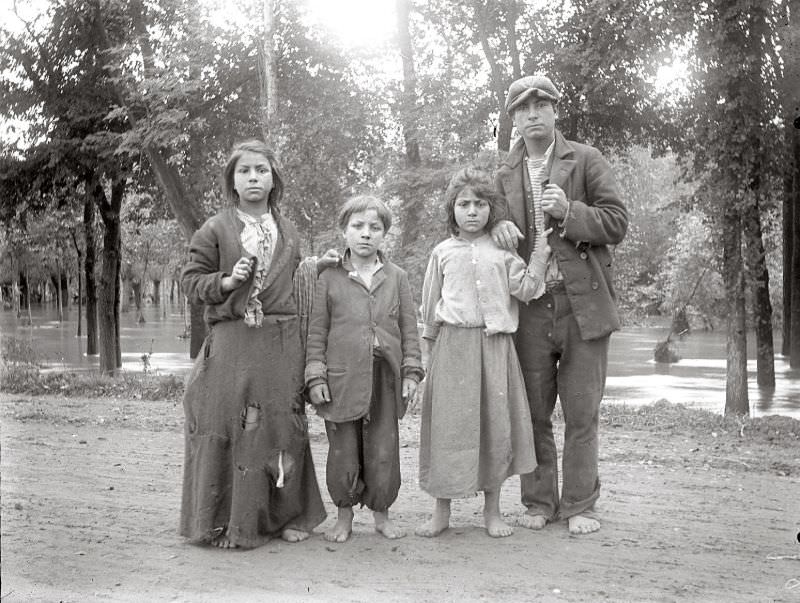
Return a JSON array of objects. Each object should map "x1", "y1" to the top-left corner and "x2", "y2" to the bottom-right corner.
[{"x1": 492, "y1": 75, "x2": 628, "y2": 535}]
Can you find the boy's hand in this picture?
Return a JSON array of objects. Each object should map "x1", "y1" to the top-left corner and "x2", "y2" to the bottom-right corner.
[
  {"x1": 402, "y1": 378, "x2": 417, "y2": 403},
  {"x1": 309, "y1": 383, "x2": 331, "y2": 404}
]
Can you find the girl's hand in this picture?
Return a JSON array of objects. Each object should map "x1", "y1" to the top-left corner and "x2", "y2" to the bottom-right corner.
[
  {"x1": 309, "y1": 383, "x2": 331, "y2": 404},
  {"x1": 402, "y1": 378, "x2": 418, "y2": 403},
  {"x1": 222, "y1": 256, "x2": 254, "y2": 292},
  {"x1": 317, "y1": 248, "x2": 342, "y2": 271},
  {"x1": 532, "y1": 227, "x2": 553, "y2": 262}
]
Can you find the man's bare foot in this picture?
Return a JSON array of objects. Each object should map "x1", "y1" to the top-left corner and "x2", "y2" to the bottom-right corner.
[
  {"x1": 281, "y1": 528, "x2": 309, "y2": 543},
  {"x1": 374, "y1": 510, "x2": 406, "y2": 539},
  {"x1": 568, "y1": 514, "x2": 600, "y2": 535},
  {"x1": 415, "y1": 498, "x2": 451, "y2": 538},
  {"x1": 324, "y1": 507, "x2": 353, "y2": 543},
  {"x1": 517, "y1": 512, "x2": 548, "y2": 530},
  {"x1": 484, "y1": 512, "x2": 514, "y2": 538}
]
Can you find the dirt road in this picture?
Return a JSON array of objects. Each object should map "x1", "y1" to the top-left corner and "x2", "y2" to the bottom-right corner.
[{"x1": 1, "y1": 393, "x2": 798, "y2": 602}]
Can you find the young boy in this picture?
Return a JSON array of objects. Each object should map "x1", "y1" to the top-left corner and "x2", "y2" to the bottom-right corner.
[{"x1": 305, "y1": 195, "x2": 424, "y2": 542}]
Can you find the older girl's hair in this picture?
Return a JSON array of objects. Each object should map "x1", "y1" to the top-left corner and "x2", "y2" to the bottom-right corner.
[
  {"x1": 222, "y1": 139, "x2": 285, "y2": 213},
  {"x1": 443, "y1": 166, "x2": 504, "y2": 236},
  {"x1": 337, "y1": 195, "x2": 393, "y2": 232}
]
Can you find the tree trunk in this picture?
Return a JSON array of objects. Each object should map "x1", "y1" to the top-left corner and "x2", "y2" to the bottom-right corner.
[
  {"x1": 791, "y1": 124, "x2": 800, "y2": 368},
  {"x1": 84, "y1": 193, "x2": 98, "y2": 356},
  {"x1": 259, "y1": 0, "x2": 278, "y2": 143},
  {"x1": 473, "y1": 1, "x2": 514, "y2": 153},
  {"x1": 189, "y1": 301, "x2": 206, "y2": 359},
  {"x1": 784, "y1": 136, "x2": 794, "y2": 357},
  {"x1": 742, "y1": 183, "x2": 775, "y2": 387},
  {"x1": 94, "y1": 176, "x2": 125, "y2": 374},
  {"x1": 722, "y1": 208, "x2": 749, "y2": 416},
  {"x1": 396, "y1": 0, "x2": 421, "y2": 168},
  {"x1": 71, "y1": 230, "x2": 83, "y2": 337}
]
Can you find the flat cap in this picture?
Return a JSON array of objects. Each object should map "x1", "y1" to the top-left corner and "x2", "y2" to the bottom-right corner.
[{"x1": 505, "y1": 75, "x2": 561, "y2": 113}]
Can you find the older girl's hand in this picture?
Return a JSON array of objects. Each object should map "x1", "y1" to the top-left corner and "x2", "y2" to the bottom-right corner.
[{"x1": 221, "y1": 257, "x2": 254, "y2": 292}]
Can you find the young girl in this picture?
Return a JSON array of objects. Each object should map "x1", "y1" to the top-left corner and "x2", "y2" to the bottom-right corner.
[
  {"x1": 305, "y1": 195, "x2": 424, "y2": 543},
  {"x1": 416, "y1": 166, "x2": 551, "y2": 538},
  {"x1": 180, "y1": 139, "x2": 334, "y2": 549}
]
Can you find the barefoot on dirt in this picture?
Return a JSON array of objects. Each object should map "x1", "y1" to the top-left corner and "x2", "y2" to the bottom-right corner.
[
  {"x1": 281, "y1": 528, "x2": 310, "y2": 543},
  {"x1": 568, "y1": 514, "x2": 600, "y2": 535},
  {"x1": 517, "y1": 512, "x2": 547, "y2": 530},
  {"x1": 416, "y1": 498, "x2": 451, "y2": 538},
  {"x1": 325, "y1": 507, "x2": 354, "y2": 543},
  {"x1": 374, "y1": 510, "x2": 406, "y2": 539}
]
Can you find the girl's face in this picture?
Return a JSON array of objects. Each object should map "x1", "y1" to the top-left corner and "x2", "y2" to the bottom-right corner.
[
  {"x1": 343, "y1": 208, "x2": 385, "y2": 262},
  {"x1": 233, "y1": 151, "x2": 274, "y2": 207},
  {"x1": 453, "y1": 187, "x2": 490, "y2": 240}
]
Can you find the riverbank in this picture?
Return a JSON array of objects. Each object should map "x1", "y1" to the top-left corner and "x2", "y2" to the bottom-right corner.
[{"x1": 1, "y1": 392, "x2": 798, "y2": 602}]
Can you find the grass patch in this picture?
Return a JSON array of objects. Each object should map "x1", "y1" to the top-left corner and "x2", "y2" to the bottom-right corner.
[{"x1": 601, "y1": 399, "x2": 800, "y2": 446}]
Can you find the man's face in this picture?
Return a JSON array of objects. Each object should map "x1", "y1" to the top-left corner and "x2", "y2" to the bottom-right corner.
[{"x1": 512, "y1": 97, "x2": 557, "y2": 143}]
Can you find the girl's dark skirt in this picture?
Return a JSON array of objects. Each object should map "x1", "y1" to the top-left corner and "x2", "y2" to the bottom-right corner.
[{"x1": 179, "y1": 317, "x2": 326, "y2": 548}]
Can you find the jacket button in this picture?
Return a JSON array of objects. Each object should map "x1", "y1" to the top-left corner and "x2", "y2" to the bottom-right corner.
[
  {"x1": 591, "y1": 281, "x2": 599, "y2": 290},
  {"x1": 580, "y1": 252, "x2": 588, "y2": 260}
]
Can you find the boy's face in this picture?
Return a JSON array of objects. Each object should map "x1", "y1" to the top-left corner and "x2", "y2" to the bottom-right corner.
[
  {"x1": 512, "y1": 97, "x2": 557, "y2": 143},
  {"x1": 343, "y1": 209, "x2": 385, "y2": 262}
]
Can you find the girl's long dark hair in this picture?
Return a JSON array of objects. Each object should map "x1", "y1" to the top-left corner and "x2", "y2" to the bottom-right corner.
[
  {"x1": 443, "y1": 166, "x2": 504, "y2": 236},
  {"x1": 222, "y1": 139, "x2": 285, "y2": 215}
]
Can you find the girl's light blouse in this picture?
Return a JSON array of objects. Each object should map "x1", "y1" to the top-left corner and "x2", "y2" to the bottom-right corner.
[{"x1": 421, "y1": 234, "x2": 546, "y2": 340}]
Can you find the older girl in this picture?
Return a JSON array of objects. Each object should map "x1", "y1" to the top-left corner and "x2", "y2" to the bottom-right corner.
[{"x1": 180, "y1": 140, "x2": 332, "y2": 549}]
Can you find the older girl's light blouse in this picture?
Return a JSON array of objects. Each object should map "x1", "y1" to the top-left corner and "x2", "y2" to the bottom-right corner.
[{"x1": 237, "y1": 208, "x2": 278, "y2": 328}]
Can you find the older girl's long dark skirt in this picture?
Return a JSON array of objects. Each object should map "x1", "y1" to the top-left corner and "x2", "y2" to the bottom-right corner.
[{"x1": 179, "y1": 316, "x2": 326, "y2": 548}]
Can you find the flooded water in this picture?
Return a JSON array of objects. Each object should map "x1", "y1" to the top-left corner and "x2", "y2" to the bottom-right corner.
[{"x1": 1, "y1": 304, "x2": 798, "y2": 419}]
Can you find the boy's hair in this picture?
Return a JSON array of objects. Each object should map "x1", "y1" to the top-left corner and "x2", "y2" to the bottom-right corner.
[
  {"x1": 443, "y1": 166, "x2": 504, "y2": 236},
  {"x1": 337, "y1": 195, "x2": 393, "y2": 232},
  {"x1": 222, "y1": 139, "x2": 285, "y2": 213}
]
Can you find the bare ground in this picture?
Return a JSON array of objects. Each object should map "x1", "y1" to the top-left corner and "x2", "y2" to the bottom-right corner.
[{"x1": 1, "y1": 393, "x2": 799, "y2": 603}]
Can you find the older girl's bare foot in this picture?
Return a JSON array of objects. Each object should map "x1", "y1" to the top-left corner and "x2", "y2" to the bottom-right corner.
[
  {"x1": 568, "y1": 514, "x2": 600, "y2": 535},
  {"x1": 281, "y1": 528, "x2": 309, "y2": 543},
  {"x1": 374, "y1": 510, "x2": 406, "y2": 539},
  {"x1": 484, "y1": 512, "x2": 514, "y2": 538},
  {"x1": 415, "y1": 498, "x2": 451, "y2": 538},
  {"x1": 211, "y1": 536, "x2": 237, "y2": 549},
  {"x1": 517, "y1": 512, "x2": 547, "y2": 530},
  {"x1": 324, "y1": 506, "x2": 353, "y2": 543}
]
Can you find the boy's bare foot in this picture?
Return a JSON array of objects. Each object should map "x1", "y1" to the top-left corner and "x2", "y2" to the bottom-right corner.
[
  {"x1": 517, "y1": 512, "x2": 547, "y2": 530},
  {"x1": 415, "y1": 498, "x2": 451, "y2": 538},
  {"x1": 374, "y1": 510, "x2": 406, "y2": 539},
  {"x1": 568, "y1": 514, "x2": 600, "y2": 535},
  {"x1": 324, "y1": 506, "x2": 353, "y2": 543},
  {"x1": 484, "y1": 511, "x2": 514, "y2": 538},
  {"x1": 281, "y1": 528, "x2": 309, "y2": 543}
]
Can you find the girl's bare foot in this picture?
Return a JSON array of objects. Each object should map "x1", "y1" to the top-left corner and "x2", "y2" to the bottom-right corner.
[
  {"x1": 483, "y1": 490, "x2": 513, "y2": 537},
  {"x1": 281, "y1": 528, "x2": 310, "y2": 543},
  {"x1": 415, "y1": 498, "x2": 451, "y2": 538},
  {"x1": 374, "y1": 510, "x2": 406, "y2": 539},
  {"x1": 211, "y1": 536, "x2": 237, "y2": 549},
  {"x1": 324, "y1": 506, "x2": 353, "y2": 543},
  {"x1": 568, "y1": 514, "x2": 600, "y2": 535},
  {"x1": 517, "y1": 512, "x2": 547, "y2": 530}
]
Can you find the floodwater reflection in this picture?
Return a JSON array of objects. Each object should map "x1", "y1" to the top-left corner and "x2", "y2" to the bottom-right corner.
[{"x1": 1, "y1": 305, "x2": 798, "y2": 419}]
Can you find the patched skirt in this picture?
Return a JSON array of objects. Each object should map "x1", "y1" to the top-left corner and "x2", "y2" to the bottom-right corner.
[
  {"x1": 179, "y1": 316, "x2": 326, "y2": 548},
  {"x1": 419, "y1": 325, "x2": 536, "y2": 499}
]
